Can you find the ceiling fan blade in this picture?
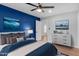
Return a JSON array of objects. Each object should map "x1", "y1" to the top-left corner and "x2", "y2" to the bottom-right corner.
[
  {"x1": 31, "y1": 8, "x2": 37, "y2": 11},
  {"x1": 41, "y1": 6, "x2": 54, "y2": 8},
  {"x1": 26, "y1": 3, "x2": 38, "y2": 7}
]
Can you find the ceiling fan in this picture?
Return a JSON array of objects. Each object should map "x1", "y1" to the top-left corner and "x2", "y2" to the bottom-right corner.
[{"x1": 26, "y1": 3, "x2": 55, "y2": 12}]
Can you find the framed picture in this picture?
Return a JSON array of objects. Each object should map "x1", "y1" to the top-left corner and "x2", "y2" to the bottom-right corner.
[
  {"x1": 3, "y1": 17, "x2": 20, "y2": 31},
  {"x1": 55, "y1": 20, "x2": 69, "y2": 30}
]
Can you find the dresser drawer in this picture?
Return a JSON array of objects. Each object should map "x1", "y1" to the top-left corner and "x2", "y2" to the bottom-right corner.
[{"x1": 62, "y1": 39, "x2": 71, "y2": 46}]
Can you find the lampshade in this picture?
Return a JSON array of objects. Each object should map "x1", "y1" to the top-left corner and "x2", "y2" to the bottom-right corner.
[{"x1": 27, "y1": 29, "x2": 33, "y2": 34}]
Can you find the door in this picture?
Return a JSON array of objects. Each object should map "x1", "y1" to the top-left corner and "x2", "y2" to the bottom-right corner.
[{"x1": 36, "y1": 20, "x2": 41, "y2": 41}]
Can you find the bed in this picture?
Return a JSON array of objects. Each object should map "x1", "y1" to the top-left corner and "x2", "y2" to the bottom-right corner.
[
  {"x1": 26, "y1": 42, "x2": 57, "y2": 56},
  {"x1": 0, "y1": 40, "x2": 36, "y2": 56},
  {"x1": 0, "y1": 40, "x2": 57, "y2": 56}
]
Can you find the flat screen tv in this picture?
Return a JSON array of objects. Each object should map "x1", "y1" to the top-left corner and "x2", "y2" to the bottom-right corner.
[
  {"x1": 3, "y1": 17, "x2": 20, "y2": 31},
  {"x1": 55, "y1": 20, "x2": 69, "y2": 30}
]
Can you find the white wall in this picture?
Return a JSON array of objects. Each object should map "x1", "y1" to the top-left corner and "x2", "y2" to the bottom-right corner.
[
  {"x1": 41, "y1": 11, "x2": 78, "y2": 48},
  {"x1": 77, "y1": 11, "x2": 79, "y2": 48}
]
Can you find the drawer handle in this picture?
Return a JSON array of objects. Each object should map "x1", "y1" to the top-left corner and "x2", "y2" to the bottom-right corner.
[
  {"x1": 55, "y1": 41, "x2": 57, "y2": 42},
  {"x1": 64, "y1": 43, "x2": 66, "y2": 44},
  {"x1": 54, "y1": 38, "x2": 57, "y2": 39},
  {"x1": 63, "y1": 39, "x2": 66, "y2": 40},
  {"x1": 63, "y1": 36, "x2": 67, "y2": 37}
]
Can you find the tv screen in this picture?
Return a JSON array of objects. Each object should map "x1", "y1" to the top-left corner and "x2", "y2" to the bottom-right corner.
[
  {"x1": 55, "y1": 20, "x2": 69, "y2": 30},
  {"x1": 3, "y1": 17, "x2": 20, "y2": 31}
]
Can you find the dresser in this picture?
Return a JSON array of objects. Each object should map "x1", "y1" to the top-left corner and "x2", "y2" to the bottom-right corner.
[{"x1": 52, "y1": 34, "x2": 72, "y2": 47}]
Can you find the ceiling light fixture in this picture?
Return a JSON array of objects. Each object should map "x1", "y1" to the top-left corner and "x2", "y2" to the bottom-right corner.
[
  {"x1": 48, "y1": 9, "x2": 52, "y2": 13},
  {"x1": 36, "y1": 8, "x2": 42, "y2": 12}
]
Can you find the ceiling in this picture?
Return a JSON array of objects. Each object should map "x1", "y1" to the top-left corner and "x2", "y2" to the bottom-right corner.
[{"x1": 1, "y1": 3, "x2": 79, "y2": 18}]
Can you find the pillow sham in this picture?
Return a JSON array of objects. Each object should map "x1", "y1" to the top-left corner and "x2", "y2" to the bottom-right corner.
[{"x1": 16, "y1": 37, "x2": 24, "y2": 42}]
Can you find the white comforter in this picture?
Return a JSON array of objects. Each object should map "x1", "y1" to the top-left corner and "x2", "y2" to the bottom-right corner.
[
  {"x1": 0, "y1": 44, "x2": 9, "y2": 51},
  {"x1": 8, "y1": 41, "x2": 47, "y2": 56}
]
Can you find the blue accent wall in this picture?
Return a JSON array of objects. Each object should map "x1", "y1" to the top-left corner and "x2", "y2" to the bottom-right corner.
[{"x1": 0, "y1": 5, "x2": 40, "y2": 39}]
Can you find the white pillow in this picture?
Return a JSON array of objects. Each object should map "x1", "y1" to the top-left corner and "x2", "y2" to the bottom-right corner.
[{"x1": 16, "y1": 37, "x2": 24, "y2": 42}]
